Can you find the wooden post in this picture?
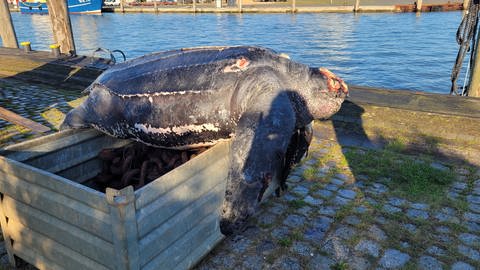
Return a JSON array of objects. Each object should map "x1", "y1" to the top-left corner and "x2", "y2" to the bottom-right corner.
[
  {"x1": 238, "y1": 0, "x2": 242, "y2": 12},
  {"x1": 292, "y1": 0, "x2": 296, "y2": 13},
  {"x1": 354, "y1": 0, "x2": 360, "y2": 12},
  {"x1": 0, "y1": 0, "x2": 18, "y2": 48},
  {"x1": 154, "y1": 0, "x2": 158, "y2": 12},
  {"x1": 46, "y1": 0, "x2": 76, "y2": 55},
  {"x1": 120, "y1": 0, "x2": 125, "y2": 13},
  {"x1": 193, "y1": 0, "x2": 196, "y2": 13},
  {"x1": 416, "y1": 0, "x2": 423, "y2": 12},
  {"x1": 468, "y1": 35, "x2": 480, "y2": 97},
  {"x1": 464, "y1": 0, "x2": 470, "y2": 10},
  {"x1": 107, "y1": 187, "x2": 140, "y2": 270}
]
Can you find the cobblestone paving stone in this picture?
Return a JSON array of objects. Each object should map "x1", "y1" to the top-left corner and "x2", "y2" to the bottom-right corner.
[
  {"x1": 0, "y1": 79, "x2": 81, "y2": 147},
  {"x1": 194, "y1": 136, "x2": 480, "y2": 270}
]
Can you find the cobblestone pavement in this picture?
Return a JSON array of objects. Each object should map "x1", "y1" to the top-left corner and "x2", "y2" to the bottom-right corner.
[
  {"x1": 196, "y1": 137, "x2": 480, "y2": 270},
  {"x1": 0, "y1": 78, "x2": 81, "y2": 146}
]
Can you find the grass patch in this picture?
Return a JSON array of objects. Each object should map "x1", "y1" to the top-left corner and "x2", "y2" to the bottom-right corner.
[
  {"x1": 278, "y1": 237, "x2": 292, "y2": 247},
  {"x1": 333, "y1": 202, "x2": 355, "y2": 222},
  {"x1": 302, "y1": 167, "x2": 317, "y2": 181},
  {"x1": 330, "y1": 261, "x2": 349, "y2": 270},
  {"x1": 288, "y1": 199, "x2": 307, "y2": 209},
  {"x1": 344, "y1": 149, "x2": 455, "y2": 203}
]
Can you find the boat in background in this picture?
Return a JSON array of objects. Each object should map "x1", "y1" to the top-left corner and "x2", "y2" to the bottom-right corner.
[{"x1": 19, "y1": 0, "x2": 103, "y2": 14}]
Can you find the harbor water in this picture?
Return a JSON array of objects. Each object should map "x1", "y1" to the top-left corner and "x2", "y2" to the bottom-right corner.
[{"x1": 6, "y1": 11, "x2": 466, "y2": 94}]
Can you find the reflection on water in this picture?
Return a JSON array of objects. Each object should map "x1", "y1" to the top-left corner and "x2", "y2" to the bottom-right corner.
[{"x1": 6, "y1": 11, "x2": 465, "y2": 93}]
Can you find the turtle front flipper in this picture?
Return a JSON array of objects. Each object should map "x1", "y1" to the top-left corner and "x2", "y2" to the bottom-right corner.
[{"x1": 220, "y1": 91, "x2": 296, "y2": 235}]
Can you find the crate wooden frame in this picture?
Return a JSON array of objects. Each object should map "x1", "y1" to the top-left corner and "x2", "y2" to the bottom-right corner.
[{"x1": 0, "y1": 128, "x2": 230, "y2": 270}]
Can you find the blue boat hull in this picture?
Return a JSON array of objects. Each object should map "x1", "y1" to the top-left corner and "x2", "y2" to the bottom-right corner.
[{"x1": 19, "y1": 0, "x2": 103, "y2": 14}]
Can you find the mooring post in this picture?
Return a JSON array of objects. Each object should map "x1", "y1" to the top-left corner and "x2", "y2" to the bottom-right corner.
[
  {"x1": 354, "y1": 0, "x2": 360, "y2": 12},
  {"x1": 47, "y1": 0, "x2": 76, "y2": 55},
  {"x1": 193, "y1": 0, "x2": 196, "y2": 13},
  {"x1": 292, "y1": 0, "x2": 296, "y2": 13},
  {"x1": 120, "y1": 0, "x2": 125, "y2": 13},
  {"x1": 154, "y1": 0, "x2": 158, "y2": 13},
  {"x1": 0, "y1": 0, "x2": 18, "y2": 48},
  {"x1": 238, "y1": 0, "x2": 242, "y2": 12},
  {"x1": 416, "y1": 0, "x2": 423, "y2": 12},
  {"x1": 468, "y1": 34, "x2": 480, "y2": 97}
]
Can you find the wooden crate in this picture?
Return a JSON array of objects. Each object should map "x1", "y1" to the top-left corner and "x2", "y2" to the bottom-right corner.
[{"x1": 0, "y1": 128, "x2": 230, "y2": 270}]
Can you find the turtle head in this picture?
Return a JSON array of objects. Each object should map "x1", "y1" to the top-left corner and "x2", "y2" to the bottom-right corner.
[
  {"x1": 305, "y1": 67, "x2": 348, "y2": 120},
  {"x1": 60, "y1": 104, "x2": 89, "y2": 130}
]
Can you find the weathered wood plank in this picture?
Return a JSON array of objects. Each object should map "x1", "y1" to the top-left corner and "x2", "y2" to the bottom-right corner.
[
  {"x1": 136, "y1": 153, "x2": 228, "y2": 238},
  {"x1": 46, "y1": 0, "x2": 76, "y2": 55},
  {"x1": 135, "y1": 140, "x2": 230, "y2": 210},
  {"x1": 56, "y1": 157, "x2": 102, "y2": 184},
  {"x1": 13, "y1": 241, "x2": 64, "y2": 270},
  {"x1": 4, "y1": 129, "x2": 102, "y2": 162},
  {"x1": 142, "y1": 213, "x2": 219, "y2": 270},
  {"x1": 174, "y1": 231, "x2": 224, "y2": 270},
  {"x1": 28, "y1": 136, "x2": 130, "y2": 173},
  {"x1": 0, "y1": 106, "x2": 50, "y2": 133},
  {"x1": 139, "y1": 182, "x2": 225, "y2": 266},
  {"x1": 0, "y1": 129, "x2": 79, "y2": 153},
  {"x1": 3, "y1": 196, "x2": 115, "y2": 267},
  {"x1": 8, "y1": 220, "x2": 110, "y2": 270},
  {"x1": 0, "y1": 169, "x2": 112, "y2": 241},
  {"x1": 0, "y1": 0, "x2": 18, "y2": 48},
  {"x1": 0, "y1": 156, "x2": 109, "y2": 213}
]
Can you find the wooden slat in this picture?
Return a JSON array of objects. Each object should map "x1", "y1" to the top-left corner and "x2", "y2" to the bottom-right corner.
[
  {"x1": 135, "y1": 140, "x2": 230, "y2": 210},
  {"x1": 3, "y1": 196, "x2": 115, "y2": 267},
  {"x1": 28, "y1": 136, "x2": 130, "y2": 173},
  {"x1": 0, "y1": 106, "x2": 50, "y2": 133},
  {"x1": 174, "y1": 231, "x2": 224, "y2": 270},
  {"x1": 0, "y1": 129, "x2": 79, "y2": 153},
  {"x1": 142, "y1": 213, "x2": 219, "y2": 270},
  {"x1": 0, "y1": 169, "x2": 112, "y2": 242},
  {"x1": 8, "y1": 220, "x2": 110, "y2": 270},
  {"x1": 4, "y1": 129, "x2": 102, "y2": 162},
  {"x1": 0, "y1": 156, "x2": 109, "y2": 213},
  {"x1": 13, "y1": 242, "x2": 64, "y2": 270},
  {"x1": 139, "y1": 183, "x2": 225, "y2": 266},
  {"x1": 57, "y1": 157, "x2": 102, "y2": 184},
  {"x1": 136, "y1": 153, "x2": 229, "y2": 238}
]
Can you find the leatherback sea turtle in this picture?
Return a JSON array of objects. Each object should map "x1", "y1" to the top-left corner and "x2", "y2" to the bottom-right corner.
[{"x1": 62, "y1": 46, "x2": 348, "y2": 234}]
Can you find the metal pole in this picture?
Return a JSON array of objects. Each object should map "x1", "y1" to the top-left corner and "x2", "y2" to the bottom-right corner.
[
  {"x1": 0, "y1": 0, "x2": 18, "y2": 48},
  {"x1": 46, "y1": 0, "x2": 76, "y2": 55}
]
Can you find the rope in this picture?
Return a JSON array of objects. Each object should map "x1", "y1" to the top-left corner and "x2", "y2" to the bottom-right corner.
[
  {"x1": 451, "y1": 0, "x2": 480, "y2": 95},
  {"x1": 91, "y1": 48, "x2": 127, "y2": 65}
]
